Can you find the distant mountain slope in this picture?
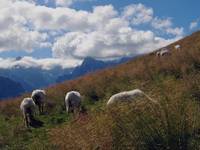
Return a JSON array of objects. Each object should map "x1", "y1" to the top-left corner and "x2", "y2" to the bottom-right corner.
[
  {"x1": 0, "y1": 76, "x2": 24, "y2": 100},
  {"x1": 0, "y1": 56, "x2": 132, "y2": 92},
  {"x1": 56, "y1": 56, "x2": 133, "y2": 83},
  {"x1": 0, "y1": 66, "x2": 72, "y2": 92}
]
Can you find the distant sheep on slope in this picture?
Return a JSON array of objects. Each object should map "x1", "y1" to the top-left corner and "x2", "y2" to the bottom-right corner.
[
  {"x1": 20, "y1": 97, "x2": 36, "y2": 128},
  {"x1": 107, "y1": 89, "x2": 157, "y2": 106},
  {"x1": 65, "y1": 91, "x2": 81, "y2": 115},
  {"x1": 31, "y1": 89, "x2": 46, "y2": 115},
  {"x1": 174, "y1": 44, "x2": 181, "y2": 50},
  {"x1": 156, "y1": 48, "x2": 170, "y2": 56}
]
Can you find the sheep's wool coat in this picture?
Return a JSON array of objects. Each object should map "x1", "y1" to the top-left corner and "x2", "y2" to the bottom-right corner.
[
  {"x1": 175, "y1": 45, "x2": 180, "y2": 49},
  {"x1": 31, "y1": 90, "x2": 46, "y2": 104},
  {"x1": 20, "y1": 98, "x2": 36, "y2": 113},
  {"x1": 107, "y1": 89, "x2": 144, "y2": 105},
  {"x1": 65, "y1": 91, "x2": 81, "y2": 108}
]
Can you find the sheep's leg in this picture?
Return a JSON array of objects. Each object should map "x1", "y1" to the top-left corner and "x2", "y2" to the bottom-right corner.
[
  {"x1": 25, "y1": 115, "x2": 29, "y2": 128},
  {"x1": 70, "y1": 107, "x2": 76, "y2": 118},
  {"x1": 34, "y1": 109, "x2": 36, "y2": 116},
  {"x1": 40, "y1": 104, "x2": 44, "y2": 114},
  {"x1": 23, "y1": 116, "x2": 26, "y2": 127},
  {"x1": 38, "y1": 105, "x2": 42, "y2": 115},
  {"x1": 76, "y1": 105, "x2": 81, "y2": 117},
  {"x1": 66, "y1": 105, "x2": 69, "y2": 114},
  {"x1": 23, "y1": 112, "x2": 28, "y2": 128},
  {"x1": 74, "y1": 107, "x2": 80, "y2": 120},
  {"x1": 72, "y1": 108, "x2": 76, "y2": 119},
  {"x1": 41, "y1": 104, "x2": 44, "y2": 114}
]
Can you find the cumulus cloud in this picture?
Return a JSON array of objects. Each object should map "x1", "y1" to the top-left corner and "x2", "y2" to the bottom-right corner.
[
  {"x1": 0, "y1": 57, "x2": 81, "y2": 70},
  {"x1": 190, "y1": 21, "x2": 198, "y2": 30},
  {"x1": 152, "y1": 18, "x2": 172, "y2": 29},
  {"x1": 0, "y1": 1, "x2": 185, "y2": 69},
  {"x1": 0, "y1": 0, "x2": 51, "y2": 52},
  {"x1": 189, "y1": 19, "x2": 199, "y2": 30},
  {"x1": 55, "y1": 0, "x2": 92, "y2": 7},
  {"x1": 151, "y1": 17, "x2": 183, "y2": 37},
  {"x1": 0, "y1": 25, "x2": 51, "y2": 52},
  {"x1": 122, "y1": 3, "x2": 153, "y2": 25},
  {"x1": 52, "y1": 4, "x2": 183, "y2": 60},
  {"x1": 52, "y1": 29, "x2": 173, "y2": 60},
  {"x1": 166, "y1": 27, "x2": 184, "y2": 37}
]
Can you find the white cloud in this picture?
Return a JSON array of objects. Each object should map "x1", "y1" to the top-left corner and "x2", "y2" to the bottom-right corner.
[
  {"x1": 0, "y1": 57, "x2": 81, "y2": 70},
  {"x1": 0, "y1": 24, "x2": 50, "y2": 52},
  {"x1": 122, "y1": 3, "x2": 153, "y2": 25},
  {"x1": 52, "y1": 4, "x2": 183, "y2": 60},
  {"x1": 0, "y1": 1, "x2": 185, "y2": 69},
  {"x1": 189, "y1": 20, "x2": 199, "y2": 30},
  {"x1": 166, "y1": 27, "x2": 184, "y2": 37},
  {"x1": 152, "y1": 18, "x2": 172, "y2": 29},
  {"x1": 151, "y1": 17, "x2": 183, "y2": 37},
  {"x1": 0, "y1": 0, "x2": 51, "y2": 52},
  {"x1": 14, "y1": 2, "x2": 91, "y2": 31},
  {"x1": 55, "y1": 0, "x2": 91, "y2": 7},
  {"x1": 56, "y1": 0, "x2": 78, "y2": 6},
  {"x1": 52, "y1": 29, "x2": 173, "y2": 60}
]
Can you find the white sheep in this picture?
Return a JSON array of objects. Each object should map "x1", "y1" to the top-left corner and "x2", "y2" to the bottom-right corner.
[
  {"x1": 174, "y1": 44, "x2": 181, "y2": 50},
  {"x1": 107, "y1": 89, "x2": 157, "y2": 106},
  {"x1": 156, "y1": 51, "x2": 161, "y2": 56},
  {"x1": 31, "y1": 89, "x2": 46, "y2": 115},
  {"x1": 20, "y1": 97, "x2": 36, "y2": 128},
  {"x1": 65, "y1": 91, "x2": 81, "y2": 115},
  {"x1": 156, "y1": 48, "x2": 170, "y2": 56}
]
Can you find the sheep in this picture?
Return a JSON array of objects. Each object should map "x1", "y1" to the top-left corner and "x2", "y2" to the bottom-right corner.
[
  {"x1": 175, "y1": 44, "x2": 181, "y2": 50},
  {"x1": 160, "y1": 49, "x2": 170, "y2": 56},
  {"x1": 20, "y1": 97, "x2": 36, "y2": 128},
  {"x1": 156, "y1": 48, "x2": 170, "y2": 56},
  {"x1": 107, "y1": 89, "x2": 157, "y2": 106},
  {"x1": 31, "y1": 89, "x2": 46, "y2": 115},
  {"x1": 156, "y1": 51, "x2": 161, "y2": 56},
  {"x1": 65, "y1": 91, "x2": 81, "y2": 115}
]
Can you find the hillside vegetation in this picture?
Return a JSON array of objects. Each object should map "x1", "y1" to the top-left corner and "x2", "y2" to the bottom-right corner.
[{"x1": 1, "y1": 31, "x2": 200, "y2": 149}]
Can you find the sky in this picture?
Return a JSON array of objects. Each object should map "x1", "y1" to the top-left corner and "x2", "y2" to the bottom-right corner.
[{"x1": 0, "y1": 0, "x2": 199, "y2": 70}]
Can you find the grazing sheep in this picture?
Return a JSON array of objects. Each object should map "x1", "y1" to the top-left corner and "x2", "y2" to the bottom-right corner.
[
  {"x1": 175, "y1": 44, "x2": 181, "y2": 50},
  {"x1": 20, "y1": 98, "x2": 36, "y2": 128},
  {"x1": 65, "y1": 91, "x2": 81, "y2": 115},
  {"x1": 31, "y1": 89, "x2": 46, "y2": 115},
  {"x1": 107, "y1": 89, "x2": 157, "y2": 106},
  {"x1": 156, "y1": 51, "x2": 161, "y2": 56},
  {"x1": 156, "y1": 48, "x2": 170, "y2": 56}
]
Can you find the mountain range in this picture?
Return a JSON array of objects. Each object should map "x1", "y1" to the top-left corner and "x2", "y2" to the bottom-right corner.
[
  {"x1": 56, "y1": 56, "x2": 133, "y2": 83},
  {"x1": 0, "y1": 56, "x2": 133, "y2": 99}
]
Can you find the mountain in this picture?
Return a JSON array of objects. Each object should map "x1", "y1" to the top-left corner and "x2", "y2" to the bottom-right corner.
[
  {"x1": 1, "y1": 31, "x2": 200, "y2": 149},
  {"x1": 0, "y1": 56, "x2": 132, "y2": 93},
  {"x1": 0, "y1": 66, "x2": 72, "y2": 92},
  {"x1": 0, "y1": 76, "x2": 25, "y2": 100},
  {"x1": 56, "y1": 56, "x2": 133, "y2": 82}
]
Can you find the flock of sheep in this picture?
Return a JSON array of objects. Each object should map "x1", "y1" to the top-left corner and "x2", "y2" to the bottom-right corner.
[
  {"x1": 156, "y1": 44, "x2": 180, "y2": 56},
  {"x1": 20, "y1": 89, "x2": 157, "y2": 128},
  {"x1": 20, "y1": 44, "x2": 180, "y2": 128}
]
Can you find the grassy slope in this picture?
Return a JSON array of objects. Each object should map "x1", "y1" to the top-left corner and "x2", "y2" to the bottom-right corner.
[{"x1": 1, "y1": 31, "x2": 200, "y2": 149}]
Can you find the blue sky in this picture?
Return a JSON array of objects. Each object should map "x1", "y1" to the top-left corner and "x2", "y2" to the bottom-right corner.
[
  {"x1": 0, "y1": 0, "x2": 199, "y2": 69},
  {"x1": 66, "y1": 0, "x2": 200, "y2": 30},
  {"x1": 34, "y1": 0, "x2": 200, "y2": 31}
]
